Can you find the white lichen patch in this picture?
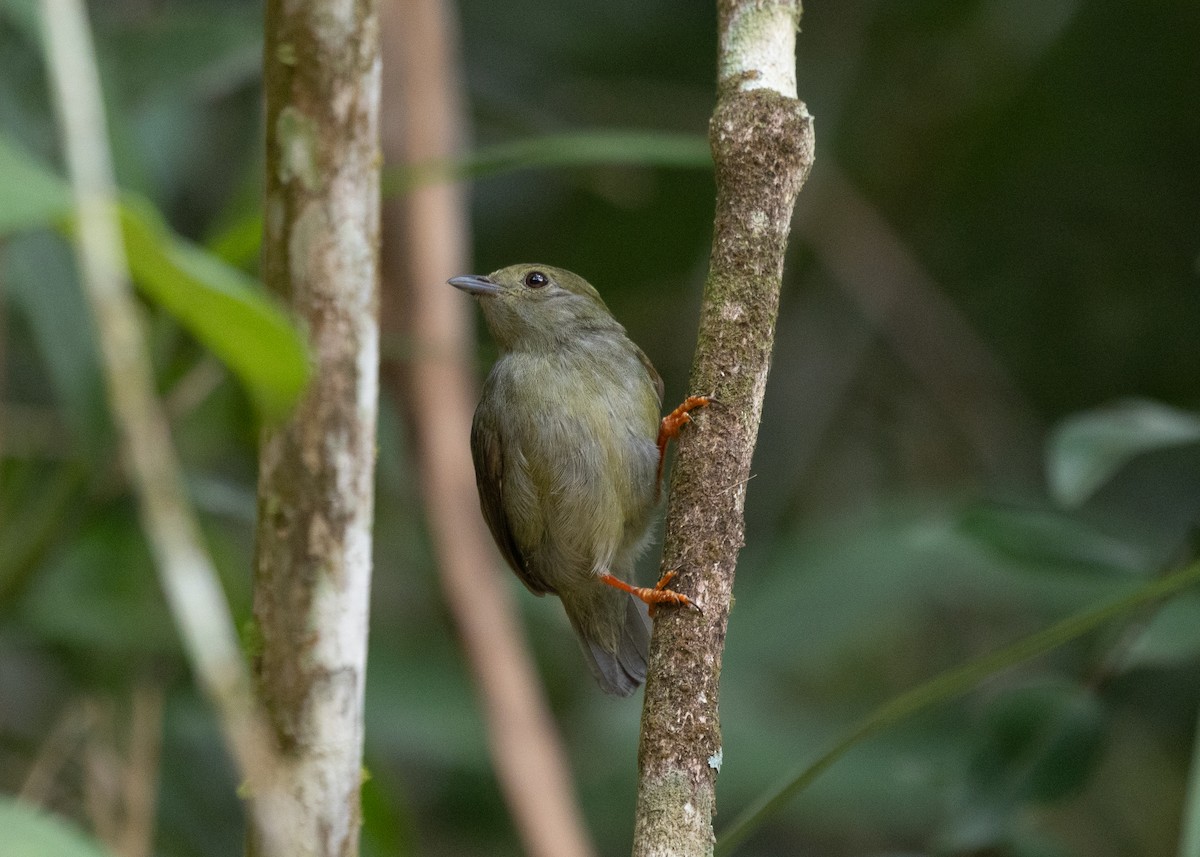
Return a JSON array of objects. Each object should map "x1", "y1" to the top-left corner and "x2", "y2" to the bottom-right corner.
[
  {"x1": 276, "y1": 106, "x2": 320, "y2": 191},
  {"x1": 721, "y1": 2, "x2": 798, "y2": 97},
  {"x1": 311, "y1": 0, "x2": 357, "y2": 54},
  {"x1": 721, "y1": 302, "x2": 745, "y2": 322},
  {"x1": 288, "y1": 201, "x2": 328, "y2": 303},
  {"x1": 708, "y1": 747, "x2": 723, "y2": 771}
]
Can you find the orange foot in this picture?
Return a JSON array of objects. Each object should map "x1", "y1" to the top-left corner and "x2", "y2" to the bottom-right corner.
[
  {"x1": 656, "y1": 395, "x2": 713, "y2": 495},
  {"x1": 600, "y1": 570, "x2": 701, "y2": 617}
]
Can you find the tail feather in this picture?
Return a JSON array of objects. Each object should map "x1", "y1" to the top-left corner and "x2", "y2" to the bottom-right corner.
[{"x1": 563, "y1": 588, "x2": 651, "y2": 696}]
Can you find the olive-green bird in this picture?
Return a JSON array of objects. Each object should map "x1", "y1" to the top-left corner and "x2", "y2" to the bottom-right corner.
[{"x1": 449, "y1": 264, "x2": 707, "y2": 696}]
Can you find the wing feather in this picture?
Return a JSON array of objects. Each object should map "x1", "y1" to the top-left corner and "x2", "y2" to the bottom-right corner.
[{"x1": 470, "y1": 407, "x2": 554, "y2": 595}]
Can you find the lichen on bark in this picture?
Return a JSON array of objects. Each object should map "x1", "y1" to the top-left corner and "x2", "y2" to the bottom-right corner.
[
  {"x1": 632, "y1": 2, "x2": 814, "y2": 855},
  {"x1": 251, "y1": 0, "x2": 381, "y2": 854}
]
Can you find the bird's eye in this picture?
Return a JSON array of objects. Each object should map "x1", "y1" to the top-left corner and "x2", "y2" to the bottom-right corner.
[{"x1": 523, "y1": 271, "x2": 549, "y2": 289}]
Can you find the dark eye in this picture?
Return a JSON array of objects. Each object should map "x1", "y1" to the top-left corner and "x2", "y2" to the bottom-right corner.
[{"x1": 523, "y1": 270, "x2": 549, "y2": 289}]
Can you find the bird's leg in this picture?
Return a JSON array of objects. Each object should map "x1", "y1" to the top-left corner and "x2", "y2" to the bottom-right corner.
[
  {"x1": 600, "y1": 570, "x2": 701, "y2": 616},
  {"x1": 656, "y1": 395, "x2": 712, "y2": 497}
]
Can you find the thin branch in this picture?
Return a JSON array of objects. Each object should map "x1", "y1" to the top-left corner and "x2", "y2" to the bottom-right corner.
[
  {"x1": 632, "y1": 1, "x2": 814, "y2": 855},
  {"x1": 378, "y1": 1, "x2": 597, "y2": 855},
  {"x1": 252, "y1": 0, "x2": 382, "y2": 854},
  {"x1": 38, "y1": 1, "x2": 290, "y2": 850}
]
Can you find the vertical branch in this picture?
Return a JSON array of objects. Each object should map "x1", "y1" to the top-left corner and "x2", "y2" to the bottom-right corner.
[
  {"x1": 632, "y1": 2, "x2": 814, "y2": 855},
  {"x1": 378, "y1": 2, "x2": 597, "y2": 856},
  {"x1": 39, "y1": 0, "x2": 291, "y2": 851},
  {"x1": 254, "y1": 0, "x2": 381, "y2": 854}
]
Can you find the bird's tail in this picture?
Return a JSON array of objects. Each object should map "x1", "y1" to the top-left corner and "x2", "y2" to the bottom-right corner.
[{"x1": 560, "y1": 584, "x2": 651, "y2": 697}]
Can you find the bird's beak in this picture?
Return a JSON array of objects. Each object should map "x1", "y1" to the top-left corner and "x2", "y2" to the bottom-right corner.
[{"x1": 448, "y1": 274, "x2": 502, "y2": 296}]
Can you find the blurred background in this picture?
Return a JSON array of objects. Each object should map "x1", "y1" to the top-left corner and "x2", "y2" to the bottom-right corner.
[{"x1": 3, "y1": 0, "x2": 1200, "y2": 855}]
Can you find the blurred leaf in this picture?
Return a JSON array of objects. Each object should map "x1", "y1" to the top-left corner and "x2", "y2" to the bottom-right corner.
[
  {"x1": 0, "y1": 463, "x2": 86, "y2": 605},
  {"x1": 966, "y1": 681, "x2": 1106, "y2": 805},
  {"x1": 959, "y1": 503, "x2": 1152, "y2": 575},
  {"x1": 936, "y1": 819, "x2": 1073, "y2": 857},
  {"x1": 0, "y1": 131, "x2": 71, "y2": 234},
  {"x1": 361, "y1": 764, "x2": 415, "y2": 857},
  {"x1": 0, "y1": 131, "x2": 307, "y2": 420},
  {"x1": 4, "y1": 232, "x2": 111, "y2": 451},
  {"x1": 0, "y1": 0, "x2": 41, "y2": 45},
  {"x1": 1119, "y1": 592, "x2": 1200, "y2": 670},
  {"x1": 18, "y1": 504, "x2": 177, "y2": 654},
  {"x1": 1048, "y1": 400, "x2": 1200, "y2": 508},
  {"x1": 206, "y1": 208, "x2": 264, "y2": 269},
  {"x1": 0, "y1": 797, "x2": 116, "y2": 857},
  {"x1": 118, "y1": 197, "x2": 310, "y2": 420},
  {"x1": 715, "y1": 558, "x2": 1200, "y2": 856}
]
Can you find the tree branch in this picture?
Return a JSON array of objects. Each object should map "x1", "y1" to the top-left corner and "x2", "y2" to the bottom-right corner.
[
  {"x1": 252, "y1": 0, "x2": 381, "y2": 854},
  {"x1": 632, "y1": 2, "x2": 814, "y2": 855}
]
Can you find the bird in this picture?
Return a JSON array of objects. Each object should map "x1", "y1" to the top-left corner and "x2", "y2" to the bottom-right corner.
[{"x1": 449, "y1": 263, "x2": 708, "y2": 695}]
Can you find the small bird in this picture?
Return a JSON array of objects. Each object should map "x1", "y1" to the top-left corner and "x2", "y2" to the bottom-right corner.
[{"x1": 450, "y1": 264, "x2": 708, "y2": 695}]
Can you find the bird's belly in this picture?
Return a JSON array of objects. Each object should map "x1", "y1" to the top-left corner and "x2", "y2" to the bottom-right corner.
[{"x1": 506, "y1": 398, "x2": 657, "y2": 583}]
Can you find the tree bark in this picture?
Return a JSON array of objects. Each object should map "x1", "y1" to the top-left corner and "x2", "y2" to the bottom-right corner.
[
  {"x1": 632, "y1": 2, "x2": 813, "y2": 855},
  {"x1": 252, "y1": 0, "x2": 381, "y2": 855}
]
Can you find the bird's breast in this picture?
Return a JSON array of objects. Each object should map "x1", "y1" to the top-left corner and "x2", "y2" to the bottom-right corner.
[{"x1": 481, "y1": 349, "x2": 660, "y2": 577}]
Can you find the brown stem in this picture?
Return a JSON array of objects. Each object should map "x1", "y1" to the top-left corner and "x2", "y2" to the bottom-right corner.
[{"x1": 632, "y1": 1, "x2": 814, "y2": 854}]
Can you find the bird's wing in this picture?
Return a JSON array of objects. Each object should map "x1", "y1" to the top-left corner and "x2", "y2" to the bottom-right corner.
[
  {"x1": 633, "y1": 343, "x2": 665, "y2": 406},
  {"x1": 470, "y1": 408, "x2": 555, "y2": 595}
]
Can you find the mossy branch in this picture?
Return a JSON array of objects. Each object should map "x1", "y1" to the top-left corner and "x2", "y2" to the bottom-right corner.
[{"x1": 632, "y1": 2, "x2": 814, "y2": 855}]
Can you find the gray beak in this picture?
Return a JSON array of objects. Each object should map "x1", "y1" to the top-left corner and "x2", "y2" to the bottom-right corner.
[{"x1": 448, "y1": 274, "x2": 502, "y2": 296}]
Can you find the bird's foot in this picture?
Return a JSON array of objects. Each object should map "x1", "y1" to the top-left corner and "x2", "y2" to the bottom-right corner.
[
  {"x1": 600, "y1": 571, "x2": 702, "y2": 617},
  {"x1": 656, "y1": 395, "x2": 714, "y2": 494}
]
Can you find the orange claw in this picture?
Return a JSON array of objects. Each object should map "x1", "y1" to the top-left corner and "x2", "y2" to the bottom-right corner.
[
  {"x1": 656, "y1": 395, "x2": 713, "y2": 496},
  {"x1": 600, "y1": 570, "x2": 702, "y2": 617}
]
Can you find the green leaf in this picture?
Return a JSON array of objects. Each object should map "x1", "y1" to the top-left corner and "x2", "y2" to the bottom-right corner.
[
  {"x1": 0, "y1": 797, "x2": 116, "y2": 857},
  {"x1": 714, "y1": 559, "x2": 1200, "y2": 856},
  {"x1": 19, "y1": 503, "x2": 178, "y2": 654},
  {"x1": 0, "y1": 0, "x2": 43, "y2": 47},
  {"x1": 966, "y1": 682, "x2": 1106, "y2": 805},
  {"x1": 1120, "y1": 592, "x2": 1200, "y2": 670},
  {"x1": 0, "y1": 133, "x2": 72, "y2": 235},
  {"x1": 0, "y1": 131, "x2": 307, "y2": 420},
  {"x1": 118, "y1": 197, "x2": 309, "y2": 420},
  {"x1": 1048, "y1": 399, "x2": 1200, "y2": 508},
  {"x1": 959, "y1": 503, "x2": 1152, "y2": 575}
]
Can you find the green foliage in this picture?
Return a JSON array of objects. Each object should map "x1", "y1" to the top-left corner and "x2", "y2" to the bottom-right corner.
[
  {"x1": 0, "y1": 130, "x2": 308, "y2": 421},
  {"x1": 117, "y1": 198, "x2": 309, "y2": 421},
  {"x1": 964, "y1": 681, "x2": 1106, "y2": 806},
  {"x1": 1048, "y1": 399, "x2": 1200, "y2": 508},
  {"x1": 0, "y1": 134, "x2": 71, "y2": 232},
  {"x1": 0, "y1": 798, "x2": 116, "y2": 857}
]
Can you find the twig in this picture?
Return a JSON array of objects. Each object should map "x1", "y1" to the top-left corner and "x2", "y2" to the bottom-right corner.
[
  {"x1": 115, "y1": 685, "x2": 164, "y2": 857},
  {"x1": 18, "y1": 699, "x2": 93, "y2": 806}
]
